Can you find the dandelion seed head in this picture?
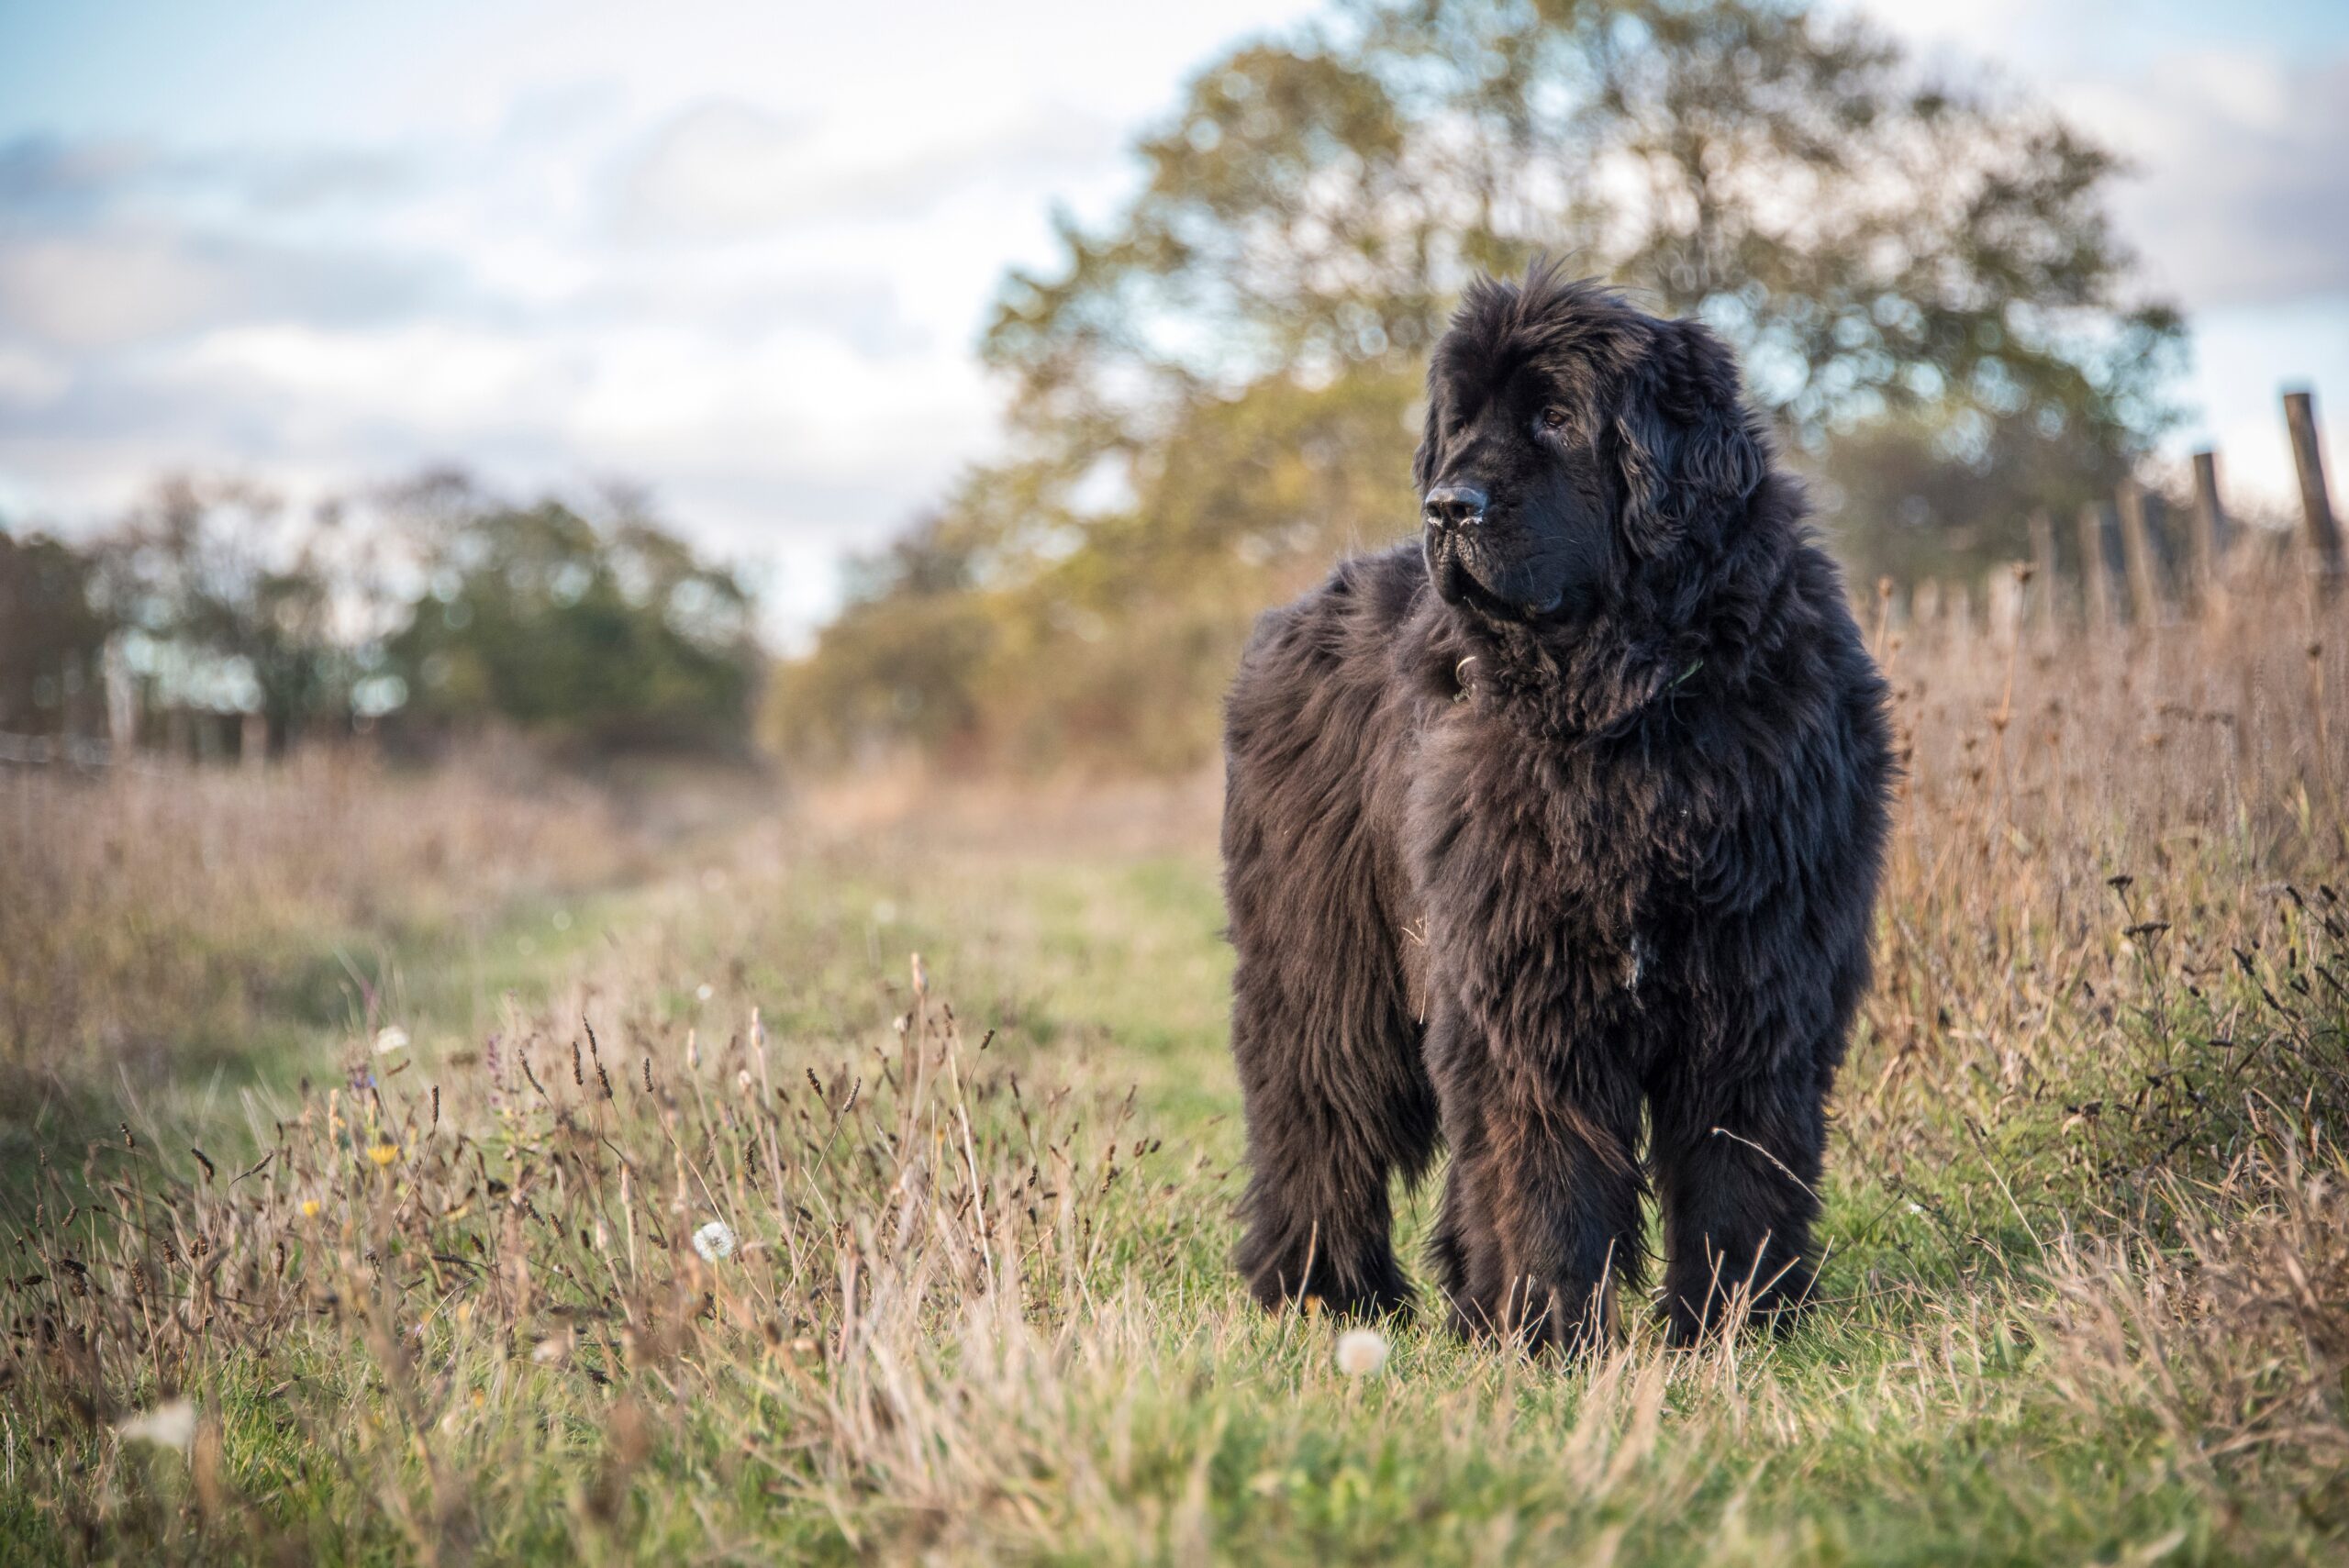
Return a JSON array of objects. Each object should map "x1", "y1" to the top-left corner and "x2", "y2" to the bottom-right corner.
[
  {"x1": 373, "y1": 1026, "x2": 409, "y2": 1055},
  {"x1": 1335, "y1": 1328, "x2": 1389, "y2": 1377},
  {"x1": 692, "y1": 1219, "x2": 738, "y2": 1262},
  {"x1": 696, "y1": 984, "x2": 714, "y2": 1002},
  {"x1": 117, "y1": 1398, "x2": 196, "y2": 1453}
]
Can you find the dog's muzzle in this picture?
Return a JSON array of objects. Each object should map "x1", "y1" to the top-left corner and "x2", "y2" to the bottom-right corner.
[
  {"x1": 1422, "y1": 484, "x2": 1487, "y2": 532},
  {"x1": 1422, "y1": 484, "x2": 1488, "y2": 606}
]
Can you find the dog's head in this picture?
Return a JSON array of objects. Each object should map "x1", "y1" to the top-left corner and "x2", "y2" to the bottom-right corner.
[{"x1": 1414, "y1": 266, "x2": 1766, "y2": 622}]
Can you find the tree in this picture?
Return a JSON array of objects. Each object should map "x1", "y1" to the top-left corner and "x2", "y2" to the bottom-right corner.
[
  {"x1": 0, "y1": 526, "x2": 109, "y2": 738},
  {"x1": 88, "y1": 477, "x2": 379, "y2": 754},
  {"x1": 388, "y1": 491, "x2": 760, "y2": 754},
  {"x1": 985, "y1": 0, "x2": 2179, "y2": 545},
  {"x1": 781, "y1": 0, "x2": 2182, "y2": 771}
]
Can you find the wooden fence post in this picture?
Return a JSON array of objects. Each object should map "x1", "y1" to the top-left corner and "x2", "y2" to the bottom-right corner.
[
  {"x1": 2076, "y1": 502, "x2": 2115, "y2": 634},
  {"x1": 2285, "y1": 389, "x2": 2344, "y2": 594},
  {"x1": 1987, "y1": 564, "x2": 2024, "y2": 650},
  {"x1": 2116, "y1": 479, "x2": 2169, "y2": 628},
  {"x1": 2189, "y1": 449, "x2": 2227, "y2": 607},
  {"x1": 2028, "y1": 508, "x2": 2059, "y2": 643},
  {"x1": 1911, "y1": 578, "x2": 1943, "y2": 646},
  {"x1": 102, "y1": 635, "x2": 136, "y2": 762}
]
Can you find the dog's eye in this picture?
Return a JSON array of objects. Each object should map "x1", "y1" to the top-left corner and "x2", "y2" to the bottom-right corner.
[{"x1": 1538, "y1": 406, "x2": 1571, "y2": 434}]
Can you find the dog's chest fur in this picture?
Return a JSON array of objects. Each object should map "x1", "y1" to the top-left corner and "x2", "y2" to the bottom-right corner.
[{"x1": 1398, "y1": 696, "x2": 1705, "y2": 1045}]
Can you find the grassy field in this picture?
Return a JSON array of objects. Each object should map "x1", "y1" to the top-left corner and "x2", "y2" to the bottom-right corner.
[{"x1": 5, "y1": 582, "x2": 2349, "y2": 1564}]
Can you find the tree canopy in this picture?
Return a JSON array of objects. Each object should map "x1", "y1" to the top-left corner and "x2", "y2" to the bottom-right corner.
[{"x1": 781, "y1": 0, "x2": 2182, "y2": 773}]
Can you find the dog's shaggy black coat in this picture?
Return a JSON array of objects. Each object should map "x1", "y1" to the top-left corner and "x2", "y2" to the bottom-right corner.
[{"x1": 1221, "y1": 269, "x2": 1893, "y2": 1348}]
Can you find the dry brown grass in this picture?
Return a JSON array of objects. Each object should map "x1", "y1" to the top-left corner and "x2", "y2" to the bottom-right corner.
[{"x1": 0, "y1": 748, "x2": 642, "y2": 1084}]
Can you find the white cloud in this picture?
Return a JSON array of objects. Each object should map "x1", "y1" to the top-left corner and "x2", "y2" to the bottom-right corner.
[
  {"x1": 0, "y1": 101, "x2": 1050, "y2": 628},
  {"x1": 0, "y1": 230, "x2": 235, "y2": 348},
  {"x1": 2066, "y1": 53, "x2": 2349, "y2": 308},
  {"x1": 165, "y1": 322, "x2": 556, "y2": 433},
  {"x1": 0, "y1": 345, "x2": 66, "y2": 406},
  {"x1": 618, "y1": 98, "x2": 1124, "y2": 239}
]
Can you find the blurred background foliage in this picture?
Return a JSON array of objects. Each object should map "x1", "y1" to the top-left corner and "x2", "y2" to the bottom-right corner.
[
  {"x1": 777, "y1": 0, "x2": 2181, "y2": 773},
  {"x1": 0, "y1": 0, "x2": 2185, "y2": 777},
  {"x1": 387, "y1": 476, "x2": 760, "y2": 755},
  {"x1": 0, "y1": 471, "x2": 760, "y2": 762}
]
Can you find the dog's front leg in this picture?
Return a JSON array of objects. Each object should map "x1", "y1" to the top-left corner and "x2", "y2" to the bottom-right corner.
[
  {"x1": 1441, "y1": 1018, "x2": 1645, "y2": 1354},
  {"x1": 1650, "y1": 1070, "x2": 1828, "y2": 1345}
]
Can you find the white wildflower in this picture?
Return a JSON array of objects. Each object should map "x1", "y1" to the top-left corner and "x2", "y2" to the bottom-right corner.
[
  {"x1": 1334, "y1": 1328, "x2": 1389, "y2": 1377},
  {"x1": 117, "y1": 1398, "x2": 196, "y2": 1453},
  {"x1": 692, "y1": 1219, "x2": 738, "y2": 1262},
  {"x1": 373, "y1": 1026, "x2": 409, "y2": 1055}
]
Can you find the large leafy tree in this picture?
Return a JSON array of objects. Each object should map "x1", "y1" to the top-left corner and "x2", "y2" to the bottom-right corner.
[{"x1": 787, "y1": 0, "x2": 2181, "y2": 771}]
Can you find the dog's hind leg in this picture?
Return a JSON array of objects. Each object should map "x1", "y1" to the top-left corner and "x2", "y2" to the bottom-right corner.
[
  {"x1": 1225, "y1": 767, "x2": 1435, "y2": 1318},
  {"x1": 1425, "y1": 1008, "x2": 1510, "y2": 1336},
  {"x1": 1228, "y1": 911, "x2": 1436, "y2": 1318}
]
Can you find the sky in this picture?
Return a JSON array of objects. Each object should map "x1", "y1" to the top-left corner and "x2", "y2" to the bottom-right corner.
[{"x1": 2, "y1": 0, "x2": 2346, "y2": 639}]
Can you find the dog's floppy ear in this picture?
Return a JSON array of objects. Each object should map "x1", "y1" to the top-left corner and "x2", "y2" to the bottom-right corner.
[{"x1": 1613, "y1": 317, "x2": 1766, "y2": 558}]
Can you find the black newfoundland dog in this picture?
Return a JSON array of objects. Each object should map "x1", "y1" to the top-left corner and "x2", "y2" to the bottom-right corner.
[{"x1": 1221, "y1": 267, "x2": 1893, "y2": 1350}]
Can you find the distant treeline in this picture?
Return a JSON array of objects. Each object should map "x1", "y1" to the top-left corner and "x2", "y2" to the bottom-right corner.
[
  {"x1": 774, "y1": 0, "x2": 2183, "y2": 776},
  {"x1": 0, "y1": 471, "x2": 761, "y2": 762}
]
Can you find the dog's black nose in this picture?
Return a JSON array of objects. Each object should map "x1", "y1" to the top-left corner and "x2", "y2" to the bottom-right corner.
[{"x1": 1423, "y1": 484, "x2": 1486, "y2": 528}]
